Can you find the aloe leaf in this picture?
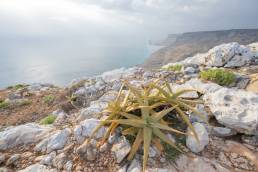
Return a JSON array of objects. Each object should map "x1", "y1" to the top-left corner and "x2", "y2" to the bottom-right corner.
[
  {"x1": 115, "y1": 83, "x2": 125, "y2": 102},
  {"x1": 165, "y1": 81, "x2": 173, "y2": 94},
  {"x1": 100, "y1": 121, "x2": 118, "y2": 144},
  {"x1": 152, "y1": 105, "x2": 178, "y2": 121},
  {"x1": 122, "y1": 127, "x2": 138, "y2": 136},
  {"x1": 106, "y1": 119, "x2": 144, "y2": 128},
  {"x1": 152, "y1": 138, "x2": 164, "y2": 153},
  {"x1": 153, "y1": 128, "x2": 182, "y2": 153},
  {"x1": 118, "y1": 112, "x2": 141, "y2": 119},
  {"x1": 151, "y1": 84, "x2": 171, "y2": 98},
  {"x1": 175, "y1": 107, "x2": 199, "y2": 143},
  {"x1": 143, "y1": 127, "x2": 152, "y2": 172},
  {"x1": 122, "y1": 90, "x2": 131, "y2": 107},
  {"x1": 124, "y1": 81, "x2": 143, "y2": 104},
  {"x1": 127, "y1": 129, "x2": 143, "y2": 160},
  {"x1": 151, "y1": 122, "x2": 187, "y2": 135},
  {"x1": 89, "y1": 112, "x2": 117, "y2": 139},
  {"x1": 177, "y1": 100, "x2": 208, "y2": 124}
]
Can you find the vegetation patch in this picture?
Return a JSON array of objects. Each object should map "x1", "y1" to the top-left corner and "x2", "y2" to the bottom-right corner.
[
  {"x1": 18, "y1": 99, "x2": 32, "y2": 106},
  {"x1": 43, "y1": 95, "x2": 55, "y2": 105},
  {"x1": 163, "y1": 64, "x2": 183, "y2": 71},
  {"x1": 0, "y1": 101, "x2": 10, "y2": 109},
  {"x1": 40, "y1": 114, "x2": 57, "y2": 125},
  {"x1": 7, "y1": 84, "x2": 26, "y2": 90},
  {"x1": 200, "y1": 68, "x2": 236, "y2": 86}
]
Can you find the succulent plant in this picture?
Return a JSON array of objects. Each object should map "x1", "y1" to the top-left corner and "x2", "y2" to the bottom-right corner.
[{"x1": 86, "y1": 80, "x2": 205, "y2": 171}]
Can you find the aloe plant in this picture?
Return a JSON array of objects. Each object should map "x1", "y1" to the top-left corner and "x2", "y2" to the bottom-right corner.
[
  {"x1": 150, "y1": 82, "x2": 206, "y2": 142},
  {"x1": 87, "y1": 80, "x2": 205, "y2": 171}
]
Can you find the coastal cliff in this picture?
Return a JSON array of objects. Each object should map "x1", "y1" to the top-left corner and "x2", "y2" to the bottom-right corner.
[{"x1": 143, "y1": 29, "x2": 258, "y2": 68}]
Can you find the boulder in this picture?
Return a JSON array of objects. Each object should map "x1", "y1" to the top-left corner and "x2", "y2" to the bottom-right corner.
[
  {"x1": 74, "y1": 118, "x2": 106, "y2": 143},
  {"x1": 40, "y1": 152, "x2": 56, "y2": 166},
  {"x1": 204, "y1": 88, "x2": 258, "y2": 134},
  {"x1": 6, "y1": 154, "x2": 21, "y2": 166},
  {"x1": 175, "y1": 154, "x2": 230, "y2": 172},
  {"x1": 101, "y1": 68, "x2": 126, "y2": 83},
  {"x1": 78, "y1": 101, "x2": 108, "y2": 121},
  {"x1": 127, "y1": 158, "x2": 141, "y2": 172},
  {"x1": 18, "y1": 163, "x2": 57, "y2": 172},
  {"x1": 52, "y1": 153, "x2": 67, "y2": 170},
  {"x1": 34, "y1": 128, "x2": 71, "y2": 153},
  {"x1": 111, "y1": 136, "x2": 131, "y2": 163},
  {"x1": 186, "y1": 123, "x2": 209, "y2": 153},
  {"x1": 210, "y1": 127, "x2": 237, "y2": 137},
  {"x1": 0, "y1": 123, "x2": 51, "y2": 150},
  {"x1": 0, "y1": 153, "x2": 5, "y2": 164}
]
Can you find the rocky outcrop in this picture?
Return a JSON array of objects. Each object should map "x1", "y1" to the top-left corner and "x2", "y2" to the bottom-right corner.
[
  {"x1": 164, "y1": 42, "x2": 257, "y2": 68},
  {"x1": 0, "y1": 123, "x2": 51, "y2": 150},
  {"x1": 204, "y1": 87, "x2": 258, "y2": 134},
  {"x1": 144, "y1": 29, "x2": 258, "y2": 68}
]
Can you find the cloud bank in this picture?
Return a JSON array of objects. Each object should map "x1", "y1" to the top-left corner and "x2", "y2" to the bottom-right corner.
[{"x1": 0, "y1": 0, "x2": 258, "y2": 40}]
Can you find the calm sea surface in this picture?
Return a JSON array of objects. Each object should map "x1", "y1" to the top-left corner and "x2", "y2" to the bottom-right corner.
[{"x1": 0, "y1": 37, "x2": 158, "y2": 88}]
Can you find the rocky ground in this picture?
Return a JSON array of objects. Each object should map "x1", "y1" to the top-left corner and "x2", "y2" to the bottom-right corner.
[{"x1": 0, "y1": 42, "x2": 258, "y2": 172}]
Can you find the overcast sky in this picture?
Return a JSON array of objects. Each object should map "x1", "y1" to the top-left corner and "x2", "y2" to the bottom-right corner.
[{"x1": 0, "y1": 0, "x2": 258, "y2": 40}]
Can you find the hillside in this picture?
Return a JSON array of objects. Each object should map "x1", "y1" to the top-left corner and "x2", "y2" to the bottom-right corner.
[{"x1": 143, "y1": 29, "x2": 258, "y2": 68}]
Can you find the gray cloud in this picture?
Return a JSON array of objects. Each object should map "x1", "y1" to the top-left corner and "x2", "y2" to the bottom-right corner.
[{"x1": 0, "y1": 0, "x2": 258, "y2": 40}]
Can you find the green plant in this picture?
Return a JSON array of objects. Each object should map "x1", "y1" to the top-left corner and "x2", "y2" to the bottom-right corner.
[
  {"x1": 85, "y1": 81, "x2": 205, "y2": 171},
  {"x1": 200, "y1": 68, "x2": 236, "y2": 86},
  {"x1": 163, "y1": 64, "x2": 182, "y2": 72},
  {"x1": 0, "y1": 101, "x2": 10, "y2": 109},
  {"x1": 43, "y1": 95, "x2": 55, "y2": 104},
  {"x1": 18, "y1": 99, "x2": 32, "y2": 106},
  {"x1": 40, "y1": 114, "x2": 57, "y2": 125}
]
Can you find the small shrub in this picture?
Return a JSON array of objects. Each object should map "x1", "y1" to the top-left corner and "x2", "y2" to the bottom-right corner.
[
  {"x1": 14, "y1": 84, "x2": 26, "y2": 90},
  {"x1": 163, "y1": 64, "x2": 182, "y2": 71},
  {"x1": 200, "y1": 68, "x2": 236, "y2": 86},
  {"x1": 40, "y1": 114, "x2": 57, "y2": 125},
  {"x1": 43, "y1": 95, "x2": 55, "y2": 104},
  {"x1": 6, "y1": 84, "x2": 26, "y2": 90},
  {"x1": 18, "y1": 99, "x2": 32, "y2": 106},
  {"x1": 0, "y1": 101, "x2": 10, "y2": 109}
]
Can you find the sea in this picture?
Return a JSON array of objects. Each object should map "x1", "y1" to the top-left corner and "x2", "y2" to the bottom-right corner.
[{"x1": 0, "y1": 37, "x2": 163, "y2": 89}]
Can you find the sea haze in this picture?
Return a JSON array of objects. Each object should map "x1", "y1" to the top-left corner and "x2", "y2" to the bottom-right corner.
[{"x1": 0, "y1": 36, "x2": 154, "y2": 88}]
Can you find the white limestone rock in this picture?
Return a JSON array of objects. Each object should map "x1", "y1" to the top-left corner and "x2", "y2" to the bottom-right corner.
[
  {"x1": 74, "y1": 118, "x2": 106, "y2": 143},
  {"x1": 127, "y1": 158, "x2": 141, "y2": 172},
  {"x1": 18, "y1": 164, "x2": 57, "y2": 172},
  {"x1": 204, "y1": 88, "x2": 258, "y2": 134},
  {"x1": 35, "y1": 128, "x2": 71, "y2": 153},
  {"x1": 170, "y1": 83, "x2": 199, "y2": 98},
  {"x1": 0, "y1": 123, "x2": 51, "y2": 150},
  {"x1": 101, "y1": 68, "x2": 126, "y2": 83},
  {"x1": 175, "y1": 155, "x2": 230, "y2": 172},
  {"x1": 40, "y1": 152, "x2": 56, "y2": 166},
  {"x1": 78, "y1": 101, "x2": 108, "y2": 121},
  {"x1": 168, "y1": 42, "x2": 253, "y2": 68},
  {"x1": 64, "y1": 161, "x2": 73, "y2": 172},
  {"x1": 6, "y1": 154, "x2": 21, "y2": 166},
  {"x1": 182, "y1": 78, "x2": 222, "y2": 94},
  {"x1": 111, "y1": 136, "x2": 131, "y2": 163},
  {"x1": 186, "y1": 123, "x2": 209, "y2": 153},
  {"x1": 52, "y1": 153, "x2": 67, "y2": 170},
  {"x1": 210, "y1": 127, "x2": 237, "y2": 137}
]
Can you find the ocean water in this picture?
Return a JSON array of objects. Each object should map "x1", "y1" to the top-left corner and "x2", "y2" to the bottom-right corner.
[{"x1": 0, "y1": 37, "x2": 158, "y2": 89}]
